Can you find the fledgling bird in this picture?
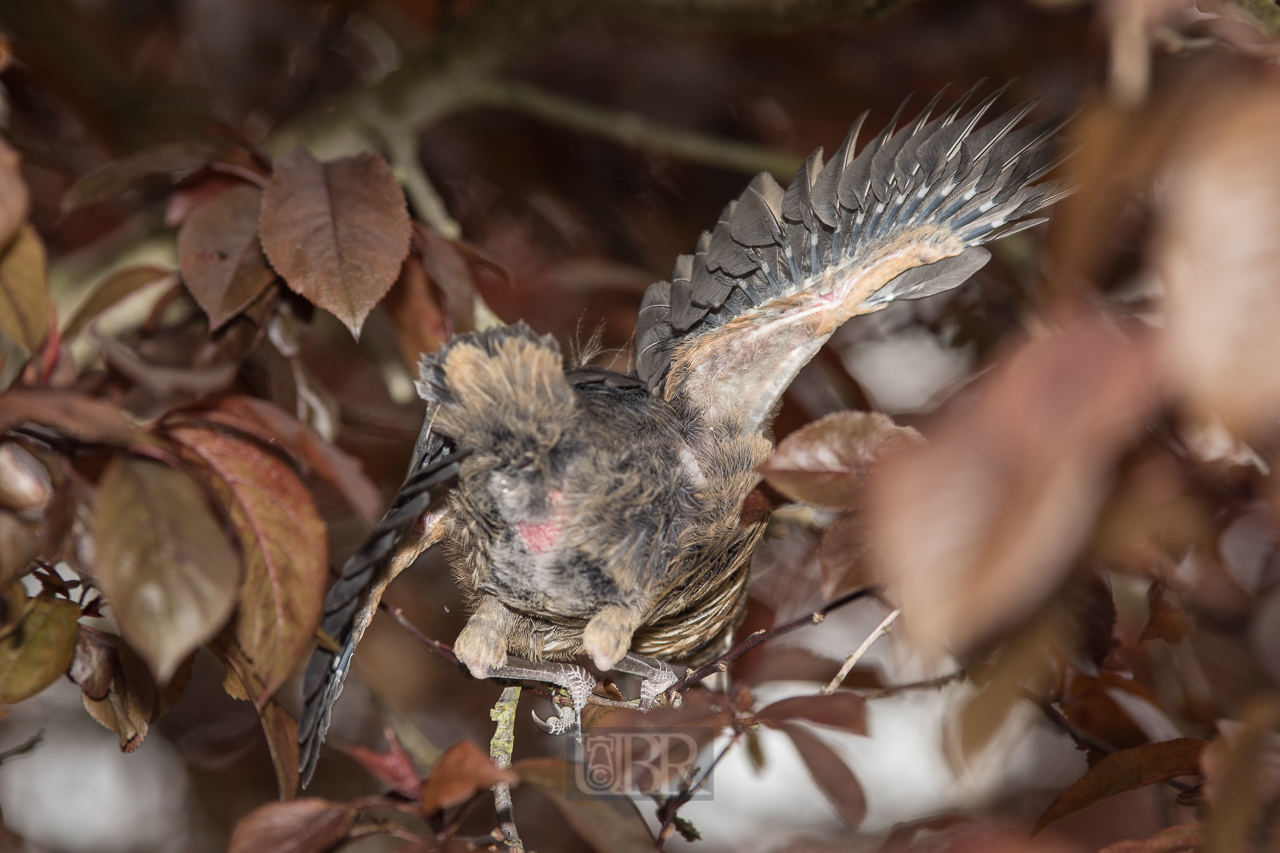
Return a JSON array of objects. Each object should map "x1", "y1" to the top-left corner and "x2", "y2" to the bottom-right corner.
[{"x1": 298, "y1": 85, "x2": 1068, "y2": 785}]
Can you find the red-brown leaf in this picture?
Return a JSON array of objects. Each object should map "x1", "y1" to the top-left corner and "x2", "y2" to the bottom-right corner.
[
  {"x1": 870, "y1": 318, "x2": 1159, "y2": 655},
  {"x1": 381, "y1": 253, "x2": 451, "y2": 368},
  {"x1": 0, "y1": 223, "x2": 49, "y2": 355},
  {"x1": 169, "y1": 425, "x2": 326, "y2": 703},
  {"x1": 338, "y1": 728, "x2": 422, "y2": 799},
  {"x1": 515, "y1": 757, "x2": 657, "y2": 853},
  {"x1": 0, "y1": 388, "x2": 144, "y2": 447},
  {"x1": 227, "y1": 798, "x2": 355, "y2": 853},
  {"x1": 817, "y1": 511, "x2": 874, "y2": 599},
  {"x1": 60, "y1": 139, "x2": 223, "y2": 213},
  {"x1": 757, "y1": 691, "x2": 868, "y2": 735},
  {"x1": 93, "y1": 455, "x2": 241, "y2": 683},
  {"x1": 258, "y1": 148, "x2": 410, "y2": 338},
  {"x1": 1034, "y1": 738, "x2": 1206, "y2": 833},
  {"x1": 420, "y1": 739, "x2": 518, "y2": 814},
  {"x1": 166, "y1": 396, "x2": 380, "y2": 527},
  {"x1": 758, "y1": 411, "x2": 922, "y2": 510},
  {"x1": 777, "y1": 722, "x2": 867, "y2": 828},
  {"x1": 178, "y1": 184, "x2": 276, "y2": 330},
  {"x1": 0, "y1": 592, "x2": 79, "y2": 704}
]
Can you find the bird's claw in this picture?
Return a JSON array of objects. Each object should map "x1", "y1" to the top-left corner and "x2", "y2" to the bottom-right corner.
[{"x1": 530, "y1": 702, "x2": 579, "y2": 736}]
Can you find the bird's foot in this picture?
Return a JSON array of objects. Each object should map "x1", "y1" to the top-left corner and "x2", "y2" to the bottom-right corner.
[
  {"x1": 485, "y1": 657, "x2": 594, "y2": 737},
  {"x1": 613, "y1": 653, "x2": 679, "y2": 711}
]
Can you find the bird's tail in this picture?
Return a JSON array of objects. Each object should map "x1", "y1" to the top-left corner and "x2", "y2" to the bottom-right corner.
[{"x1": 636, "y1": 85, "x2": 1068, "y2": 434}]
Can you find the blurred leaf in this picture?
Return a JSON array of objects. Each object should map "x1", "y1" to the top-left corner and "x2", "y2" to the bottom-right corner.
[
  {"x1": 1034, "y1": 738, "x2": 1206, "y2": 833},
  {"x1": 758, "y1": 411, "x2": 921, "y2": 510},
  {"x1": 61, "y1": 266, "x2": 173, "y2": 341},
  {"x1": 96, "y1": 334, "x2": 238, "y2": 398},
  {"x1": 0, "y1": 224, "x2": 49, "y2": 355},
  {"x1": 60, "y1": 140, "x2": 223, "y2": 213},
  {"x1": 419, "y1": 227, "x2": 477, "y2": 335},
  {"x1": 216, "y1": 638, "x2": 301, "y2": 799},
  {"x1": 73, "y1": 627, "x2": 193, "y2": 752},
  {"x1": 93, "y1": 455, "x2": 240, "y2": 683},
  {"x1": 756, "y1": 691, "x2": 868, "y2": 735},
  {"x1": 0, "y1": 592, "x2": 79, "y2": 703},
  {"x1": 817, "y1": 511, "x2": 873, "y2": 599},
  {"x1": 169, "y1": 425, "x2": 326, "y2": 704},
  {"x1": 166, "y1": 173, "x2": 244, "y2": 227},
  {"x1": 0, "y1": 388, "x2": 144, "y2": 446},
  {"x1": 516, "y1": 757, "x2": 656, "y2": 853},
  {"x1": 227, "y1": 798, "x2": 355, "y2": 853},
  {"x1": 259, "y1": 148, "x2": 411, "y2": 338},
  {"x1": 337, "y1": 728, "x2": 422, "y2": 799},
  {"x1": 1098, "y1": 823, "x2": 1203, "y2": 853},
  {"x1": 178, "y1": 184, "x2": 276, "y2": 330},
  {"x1": 420, "y1": 739, "x2": 517, "y2": 814},
  {"x1": 1062, "y1": 671, "x2": 1167, "y2": 757},
  {"x1": 1159, "y1": 78, "x2": 1280, "y2": 438},
  {"x1": 1140, "y1": 579, "x2": 1187, "y2": 644},
  {"x1": 166, "y1": 395, "x2": 381, "y2": 527},
  {"x1": 1252, "y1": 586, "x2": 1280, "y2": 685},
  {"x1": 0, "y1": 135, "x2": 30, "y2": 249},
  {"x1": 776, "y1": 722, "x2": 867, "y2": 828},
  {"x1": 1201, "y1": 701, "x2": 1280, "y2": 853},
  {"x1": 953, "y1": 609, "x2": 1063, "y2": 764},
  {"x1": 381, "y1": 253, "x2": 451, "y2": 368},
  {"x1": 0, "y1": 511, "x2": 38, "y2": 586},
  {"x1": 870, "y1": 318, "x2": 1158, "y2": 655},
  {"x1": 0, "y1": 442, "x2": 52, "y2": 513}
]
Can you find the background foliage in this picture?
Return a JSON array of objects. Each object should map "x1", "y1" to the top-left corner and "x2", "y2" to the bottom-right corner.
[{"x1": 0, "y1": 0, "x2": 1278, "y2": 851}]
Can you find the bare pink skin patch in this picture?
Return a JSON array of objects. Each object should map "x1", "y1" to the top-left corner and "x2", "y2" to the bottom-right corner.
[{"x1": 516, "y1": 489, "x2": 565, "y2": 555}]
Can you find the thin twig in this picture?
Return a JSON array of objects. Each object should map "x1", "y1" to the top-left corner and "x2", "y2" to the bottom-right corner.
[
  {"x1": 367, "y1": 113, "x2": 462, "y2": 238},
  {"x1": 379, "y1": 600, "x2": 462, "y2": 667},
  {"x1": 0, "y1": 731, "x2": 43, "y2": 765},
  {"x1": 489, "y1": 686, "x2": 524, "y2": 853},
  {"x1": 477, "y1": 79, "x2": 803, "y2": 178},
  {"x1": 656, "y1": 730, "x2": 743, "y2": 848},
  {"x1": 863, "y1": 671, "x2": 964, "y2": 700},
  {"x1": 671, "y1": 586, "x2": 880, "y2": 695},
  {"x1": 821, "y1": 608, "x2": 901, "y2": 695}
]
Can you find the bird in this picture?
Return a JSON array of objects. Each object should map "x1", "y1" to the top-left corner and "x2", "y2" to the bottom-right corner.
[{"x1": 297, "y1": 84, "x2": 1068, "y2": 785}]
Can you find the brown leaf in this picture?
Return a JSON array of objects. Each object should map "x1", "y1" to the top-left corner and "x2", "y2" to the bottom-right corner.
[
  {"x1": 259, "y1": 148, "x2": 411, "y2": 338},
  {"x1": 60, "y1": 140, "x2": 223, "y2": 213},
  {"x1": 165, "y1": 173, "x2": 245, "y2": 227},
  {"x1": 777, "y1": 722, "x2": 867, "y2": 828},
  {"x1": 759, "y1": 411, "x2": 922, "y2": 510},
  {"x1": 1098, "y1": 823, "x2": 1204, "y2": 853},
  {"x1": 0, "y1": 592, "x2": 79, "y2": 703},
  {"x1": 1034, "y1": 738, "x2": 1206, "y2": 833},
  {"x1": 0, "y1": 388, "x2": 144, "y2": 447},
  {"x1": 817, "y1": 511, "x2": 874, "y2": 599},
  {"x1": 418, "y1": 227, "x2": 477, "y2": 335},
  {"x1": 178, "y1": 184, "x2": 276, "y2": 330},
  {"x1": 757, "y1": 691, "x2": 868, "y2": 735},
  {"x1": 96, "y1": 334, "x2": 238, "y2": 398},
  {"x1": 0, "y1": 511, "x2": 38, "y2": 586},
  {"x1": 516, "y1": 757, "x2": 657, "y2": 853},
  {"x1": 1159, "y1": 80, "x2": 1280, "y2": 438},
  {"x1": 1140, "y1": 579, "x2": 1187, "y2": 645},
  {"x1": 420, "y1": 739, "x2": 517, "y2": 814},
  {"x1": 61, "y1": 266, "x2": 174, "y2": 341},
  {"x1": 0, "y1": 134, "x2": 30, "y2": 249},
  {"x1": 0, "y1": 223, "x2": 49, "y2": 355},
  {"x1": 870, "y1": 318, "x2": 1158, "y2": 656},
  {"x1": 381, "y1": 253, "x2": 451, "y2": 368},
  {"x1": 1200, "y1": 702, "x2": 1280, "y2": 853},
  {"x1": 227, "y1": 798, "x2": 355, "y2": 853},
  {"x1": 216, "y1": 638, "x2": 302, "y2": 799},
  {"x1": 169, "y1": 425, "x2": 326, "y2": 703},
  {"x1": 0, "y1": 441, "x2": 52, "y2": 513},
  {"x1": 93, "y1": 456, "x2": 241, "y2": 683},
  {"x1": 166, "y1": 396, "x2": 381, "y2": 527},
  {"x1": 337, "y1": 728, "x2": 422, "y2": 799},
  {"x1": 1252, "y1": 585, "x2": 1280, "y2": 685},
  {"x1": 74, "y1": 627, "x2": 193, "y2": 752}
]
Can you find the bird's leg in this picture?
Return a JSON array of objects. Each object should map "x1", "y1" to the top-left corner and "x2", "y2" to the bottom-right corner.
[
  {"x1": 492, "y1": 657, "x2": 594, "y2": 736},
  {"x1": 612, "y1": 652, "x2": 679, "y2": 710},
  {"x1": 456, "y1": 595, "x2": 594, "y2": 735}
]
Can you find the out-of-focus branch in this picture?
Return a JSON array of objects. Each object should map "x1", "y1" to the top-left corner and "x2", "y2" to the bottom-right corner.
[{"x1": 477, "y1": 80, "x2": 804, "y2": 177}]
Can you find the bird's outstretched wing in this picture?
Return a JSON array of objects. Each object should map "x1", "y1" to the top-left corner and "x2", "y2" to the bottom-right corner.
[
  {"x1": 297, "y1": 431, "x2": 470, "y2": 787},
  {"x1": 636, "y1": 86, "x2": 1067, "y2": 436}
]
